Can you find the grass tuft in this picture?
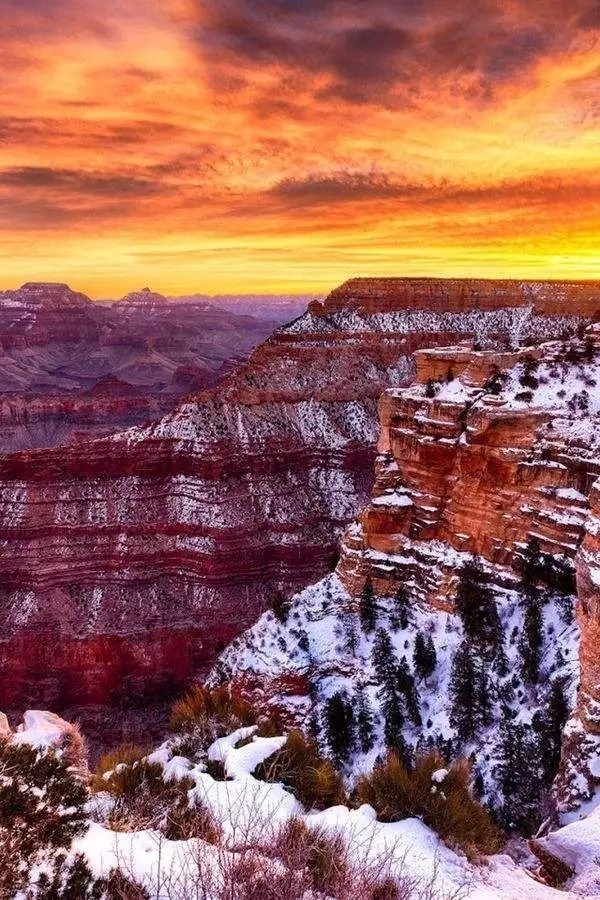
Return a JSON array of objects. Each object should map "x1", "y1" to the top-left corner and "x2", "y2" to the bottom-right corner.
[{"x1": 355, "y1": 750, "x2": 503, "y2": 856}]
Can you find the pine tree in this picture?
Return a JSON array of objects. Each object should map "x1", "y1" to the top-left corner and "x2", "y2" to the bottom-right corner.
[
  {"x1": 413, "y1": 632, "x2": 437, "y2": 682},
  {"x1": 425, "y1": 378, "x2": 437, "y2": 398},
  {"x1": 372, "y1": 628, "x2": 396, "y2": 682},
  {"x1": 521, "y1": 536, "x2": 543, "y2": 587},
  {"x1": 475, "y1": 658, "x2": 492, "y2": 727},
  {"x1": 393, "y1": 585, "x2": 411, "y2": 630},
  {"x1": 396, "y1": 657, "x2": 421, "y2": 725},
  {"x1": 454, "y1": 556, "x2": 501, "y2": 647},
  {"x1": 307, "y1": 708, "x2": 319, "y2": 741},
  {"x1": 297, "y1": 628, "x2": 310, "y2": 653},
  {"x1": 272, "y1": 591, "x2": 290, "y2": 624},
  {"x1": 493, "y1": 642, "x2": 509, "y2": 678},
  {"x1": 354, "y1": 681, "x2": 375, "y2": 753},
  {"x1": 372, "y1": 629, "x2": 406, "y2": 753},
  {"x1": 382, "y1": 695, "x2": 406, "y2": 754},
  {"x1": 518, "y1": 587, "x2": 543, "y2": 683},
  {"x1": 449, "y1": 640, "x2": 478, "y2": 742},
  {"x1": 344, "y1": 615, "x2": 359, "y2": 656},
  {"x1": 497, "y1": 713, "x2": 543, "y2": 833},
  {"x1": 359, "y1": 576, "x2": 378, "y2": 633},
  {"x1": 536, "y1": 677, "x2": 569, "y2": 783},
  {"x1": 323, "y1": 692, "x2": 355, "y2": 766},
  {"x1": 388, "y1": 609, "x2": 401, "y2": 631}
]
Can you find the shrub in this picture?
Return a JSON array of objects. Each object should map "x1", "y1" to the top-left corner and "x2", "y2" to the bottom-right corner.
[
  {"x1": 519, "y1": 355, "x2": 539, "y2": 389},
  {"x1": 101, "y1": 868, "x2": 150, "y2": 899},
  {"x1": 93, "y1": 743, "x2": 194, "y2": 834},
  {"x1": 255, "y1": 729, "x2": 346, "y2": 810},
  {"x1": 163, "y1": 796, "x2": 221, "y2": 843},
  {"x1": 0, "y1": 740, "x2": 89, "y2": 897},
  {"x1": 92, "y1": 744, "x2": 159, "y2": 796},
  {"x1": 274, "y1": 818, "x2": 348, "y2": 895},
  {"x1": 355, "y1": 751, "x2": 502, "y2": 855},
  {"x1": 515, "y1": 389, "x2": 533, "y2": 403},
  {"x1": 170, "y1": 684, "x2": 256, "y2": 739},
  {"x1": 424, "y1": 378, "x2": 437, "y2": 398}
]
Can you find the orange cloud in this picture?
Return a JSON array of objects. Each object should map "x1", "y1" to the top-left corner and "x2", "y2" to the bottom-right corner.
[{"x1": 0, "y1": 0, "x2": 598, "y2": 294}]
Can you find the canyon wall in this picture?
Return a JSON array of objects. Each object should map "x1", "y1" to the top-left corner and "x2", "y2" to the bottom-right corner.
[
  {"x1": 317, "y1": 277, "x2": 600, "y2": 317},
  {"x1": 0, "y1": 278, "x2": 596, "y2": 738}
]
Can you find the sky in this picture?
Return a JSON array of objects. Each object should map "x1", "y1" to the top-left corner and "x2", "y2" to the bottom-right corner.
[{"x1": 0, "y1": 0, "x2": 598, "y2": 296}]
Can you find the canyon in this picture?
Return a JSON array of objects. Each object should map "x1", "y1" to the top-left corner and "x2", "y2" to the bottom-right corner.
[
  {"x1": 0, "y1": 277, "x2": 597, "y2": 747},
  {"x1": 0, "y1": 282, "x2": 298, "y2": 453}
]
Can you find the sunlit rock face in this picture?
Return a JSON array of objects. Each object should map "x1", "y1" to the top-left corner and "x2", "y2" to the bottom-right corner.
[
  {"x1": 0, "y1": 278, "x2": 594, "y2": 735},
  {"x1": 342, "y1": 337, "x2": 600, "y2": 602},
  {"x1": 317, "y1": 277, "x2": 600, "y2": 317},
  {"x1": 0, "y1": 282, "x2": 285, "y2": 453}
]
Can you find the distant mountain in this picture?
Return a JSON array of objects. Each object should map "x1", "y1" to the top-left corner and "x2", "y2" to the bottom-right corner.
[
  {"x1": 0, "y1": 282, "x2": 300, "y2": 453},
  {"x1": 168, "y1": 293, "x2": 314, "y2": 321}
]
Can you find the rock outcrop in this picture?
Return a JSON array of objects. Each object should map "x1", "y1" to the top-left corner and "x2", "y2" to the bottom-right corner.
[
  {"x1": 340, "y1": 337, "x2": 600, "y2": 603},
  {"x1": 0, "y1": 278, "x2": 595, "y2": 740}
]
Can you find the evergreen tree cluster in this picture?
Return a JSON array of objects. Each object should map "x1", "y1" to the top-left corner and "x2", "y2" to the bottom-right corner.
[
  {"x1": 454, "y1": 557, "x2": 501, "y2": 647},
  {"x1": 359, "y1": 576, "x2": 378, "y2": 633},
  {"x1": 445, "y1": 549, "x2": 572, "y2": 833},
  {"x1": 325, "y1": 558, "x2": 572, "y2": 836},
  {"x1": 495, "y1": 678, "x2": 569, "y2": 833}
]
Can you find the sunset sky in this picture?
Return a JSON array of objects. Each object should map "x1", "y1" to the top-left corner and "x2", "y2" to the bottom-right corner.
[{"x1": 1, "y1": 0, "x2": 599, "y2": 296}]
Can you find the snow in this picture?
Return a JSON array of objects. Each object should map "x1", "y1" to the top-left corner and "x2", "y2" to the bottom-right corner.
[
  {"x1": 222, "y1": 735, "x2": 288, "y2": 780},
  {"x1": 431, "y1": 768, "x2": 448, "y2": 784},
  {"x1": 207, "y1": 726, "x2": 257, "y2": 764},
  {"x1": 539, "y1": 804, "x2": 600, "y2": 895},
  {"x1": 372, "y1": 492, "x2": 413, "y2": 508},
  {"x1": 72, "y1": 727, "x2": 587, "y2": 900},
  {"x1": 12, "y1": 710, "x2": 69, "y2": 750}
]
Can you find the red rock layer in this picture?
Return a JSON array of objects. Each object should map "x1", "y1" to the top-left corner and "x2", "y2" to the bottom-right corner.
[
  {"x1": 315, "y1": 277, "x2": 600, "y2": 317},
  {"x1": 339, "y1": 339, "x2": 600, "y2": 607},
  {"x1": 576, "y1": 475, "x2": 600, "y2": 734},
  {"x1": 0, "y1": 280, "x2": 591, "y2": 723}
]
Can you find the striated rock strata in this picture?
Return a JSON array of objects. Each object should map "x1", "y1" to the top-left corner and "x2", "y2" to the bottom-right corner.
[{"x1": 0, "y1": 278, "x2": 596, "y2": 734}]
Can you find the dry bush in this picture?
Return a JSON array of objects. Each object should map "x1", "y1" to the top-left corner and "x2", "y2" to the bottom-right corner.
[
  {"x1": 101, "y1": 867, "x2": 151, "y2": 899},
  {"x1": 356, "y1": 751, "x2": 503, "y2": 856},
  {"x1": 255, "y1": 728, "x2": 346, "y2": 810},
  {"x1": 56, "y1": 719, "x2": 88, "y2": 774},
  {"x1": 105, "y1": 799, "x2": 471, "y2": 900},
  {"x1": 170, "y1": 684, "x2": 256, "y2": 736},
  {"x1": 163, "y1": 797, "x2": 221, "y2": 844},
  {"x1": 92, "y1": 744, "x2": 159, "y2": 796},
  {"x1": 92, "y1": 742, "x2": 196, "y2": 835},
  {"x1": 274, "y1": 817, "x2": 348, "y2": 894}
]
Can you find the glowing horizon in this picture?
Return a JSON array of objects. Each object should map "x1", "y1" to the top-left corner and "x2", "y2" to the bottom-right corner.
[{"x1": 1, "y1": 0, "x2": 599, "y2": 296}]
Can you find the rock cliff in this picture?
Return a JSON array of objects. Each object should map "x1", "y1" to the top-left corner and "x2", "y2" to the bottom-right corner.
[
  {"x1": 317, "y1": 277, "x2": 600, "y2": 317},
  {"x1": 0, "y1": 278, "x2": 594, "y2": 741},
  {"x1": 217, "y1": 325, "x2": 600, "y2": 818}
]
